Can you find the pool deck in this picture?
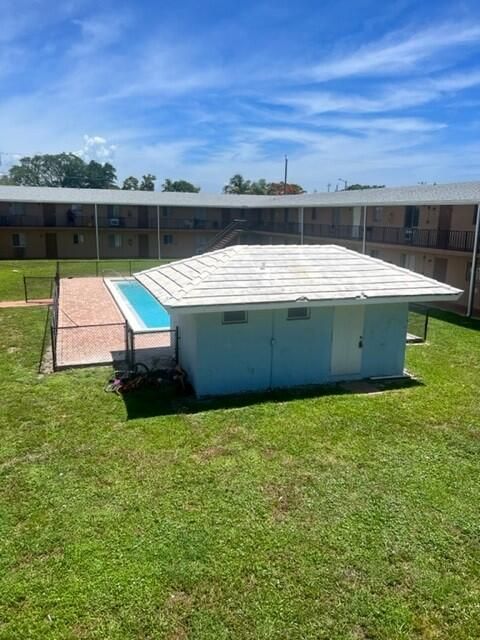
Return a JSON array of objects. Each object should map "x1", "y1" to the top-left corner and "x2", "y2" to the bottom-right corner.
[{"x1": 56, "y1": 278, "x2": 173, "y2": 368}]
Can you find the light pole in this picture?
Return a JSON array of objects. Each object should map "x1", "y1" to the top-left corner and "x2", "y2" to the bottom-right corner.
[{"x1": 338, "y1": 178, "x2": 348, "y2": 191}]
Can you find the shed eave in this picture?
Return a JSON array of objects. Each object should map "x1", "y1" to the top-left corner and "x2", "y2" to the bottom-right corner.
[{"x1": 165, "y1": 291, "x2": 462, "y2": 315}]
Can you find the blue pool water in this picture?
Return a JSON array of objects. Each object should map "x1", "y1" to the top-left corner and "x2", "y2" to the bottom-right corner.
[{"x1": 116, "y1": 281, "x2": 170, "y2": 329}]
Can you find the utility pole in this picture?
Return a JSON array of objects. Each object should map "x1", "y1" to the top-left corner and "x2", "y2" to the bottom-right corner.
[
  {"x1": 338, "y1": 178, "x2": 348, "y2": 191},
  {"x1": 467, "y1": 203, "x2": 480, "y2": 317},
  {"x1": 327, "y1": 183, "x2": 331, "y2": 192},
  {"x1": 283, "y1": 155, "x2": 288, "y2": 195}
]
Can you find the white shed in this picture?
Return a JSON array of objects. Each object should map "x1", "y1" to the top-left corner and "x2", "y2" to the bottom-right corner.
[{"x1": 135, "y1": 245, "x2": 462, "y2": 397}]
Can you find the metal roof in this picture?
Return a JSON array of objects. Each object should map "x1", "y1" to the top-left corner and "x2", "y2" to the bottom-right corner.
[
  {"x1": 135, "y1": 244, "x2": 462, "y2": 312},
  {"x1": 1, "y1": 180, "x2": 480, "y2": 208}
]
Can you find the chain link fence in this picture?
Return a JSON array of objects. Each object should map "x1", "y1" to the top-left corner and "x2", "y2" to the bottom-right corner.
[
  {"x1": 407, "y1": 303, "x2": 429, "y2": 343},
  {"x1": 56, "y1": 259, "x2": 163, "y2": 279},
  {"x1": 23, "y1": 276, "x2": 54, "y2": 302},
  {"x1": 127, "y1": 328, "x2": 178, "y2": 369}
]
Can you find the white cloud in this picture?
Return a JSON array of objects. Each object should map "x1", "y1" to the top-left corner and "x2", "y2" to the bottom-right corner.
[
  {"x1": 76, "y1": 135, "x2": 117, "y2": 161},
  {"x1": 306, "y1": 23, "x2": 480, "y2": 81},
  {"x1": 275, "y1": 68, "x2": 480, "y2": 115}
]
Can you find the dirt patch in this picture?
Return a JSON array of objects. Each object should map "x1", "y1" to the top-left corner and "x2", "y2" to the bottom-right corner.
[
  {"x1": 263, "y1": 482, "x2": 303, "y2": 521},
  {"x1": 0, "y1": 449, "x2": 51, "y2": 471},
  {"x1": 166, "y1": 591, "x2": 193, "y2": 610},
  {"x1": 192, "y1": 445, "x2": 232, "y2": 462}
]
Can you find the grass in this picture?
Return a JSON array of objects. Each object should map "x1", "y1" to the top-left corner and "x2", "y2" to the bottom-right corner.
[
  {"x1": 0, "y1": 260, "x2": 169, "y2": 301},
  {"x1": 0, "y1": 307, "x2": 479, "y2": 639}
]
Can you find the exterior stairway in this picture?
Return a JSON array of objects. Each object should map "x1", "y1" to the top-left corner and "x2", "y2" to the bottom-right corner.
[{"x1": 203, "y1": 219, "x2": 248, "y2": 252}]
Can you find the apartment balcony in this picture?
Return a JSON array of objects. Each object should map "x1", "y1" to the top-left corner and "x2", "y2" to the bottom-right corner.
[
  {"x1": 251, "y1": 221, "x2": 475, "y2": 252},
  {"x1": 0, "y1": 215, "x2": 220, "y2": 231}
]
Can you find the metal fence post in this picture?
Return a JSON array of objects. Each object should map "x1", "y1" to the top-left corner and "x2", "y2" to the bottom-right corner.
[
  {"x1": 424, "y1": 308, "x2": 429, "y2": 342},
  {"x1": 95, "y1": 261, "x2": 99, "y2": 277},
  {"x1": 175, "y1": 327, "x2": 179, "y2": 364},
  {"x1": 23, "y1": 276, "x2": 28, "y2": 302},
  {"x1": 130, "y1": 328, "x2": 135, "y2": 367}
]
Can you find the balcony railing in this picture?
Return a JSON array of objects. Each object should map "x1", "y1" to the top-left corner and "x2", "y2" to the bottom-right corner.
[
  {"x1": 250, "y1": 221, "x2": 475, "y2": 252},
  {"x1": 0, "y1": 214, "x2": 221, "y2": 230},
  {"x1": 0, "y1": 213, "x2": 475, "y2": 252}
]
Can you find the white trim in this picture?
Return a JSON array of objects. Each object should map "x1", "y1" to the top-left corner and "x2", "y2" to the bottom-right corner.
[
  {"x1": 105, "y1": 277, "x2": 170, "y2": 333},
  {"x1": 166, "y1": 293, "x2": 461, "y2": 315}
]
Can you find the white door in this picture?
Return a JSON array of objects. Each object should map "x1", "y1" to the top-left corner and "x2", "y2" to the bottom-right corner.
[
  {"x1": 352, "y1": 206, "x2": 362, "y2": 238},
  {"x1": 331, "y1": 305, "x2": 364, "y2": 376}
]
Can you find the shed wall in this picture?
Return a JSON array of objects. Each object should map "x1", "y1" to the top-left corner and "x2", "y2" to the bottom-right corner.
[{"x1": 175, "y1": 302, "x2": 409, "y2": 397}]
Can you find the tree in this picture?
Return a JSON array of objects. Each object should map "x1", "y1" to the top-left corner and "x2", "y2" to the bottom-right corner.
[
  {"x1": 223, "y1": 174, "x2": 252, "y2": 194},
  {"x1": 267, "y1": 182, "x2": 305, "y2": 195},
  {"x1": 162, "y1": 178, "x2": 200, "y2": 193},
  {"x1": 249, "y1": 179, "x2": 269, "y2": 195},
  {"x1": 5, "y1": 153, "x2": 118, "y2": 188},
  {"x1": 85, "y1": 160, "x2": 117, "y2": 189},
  {"x1": 139, "y1": 174, "x2": 156, "y2": 191},
  {"x1": 122, "y1": 176, "x2": 140, "y2": 190},
  {"x1": 345, "y1": 184, "x2": 385, "y2": 190},
  {"x1": 223, "y1": 174, "x2": 305, "y2": 195}
]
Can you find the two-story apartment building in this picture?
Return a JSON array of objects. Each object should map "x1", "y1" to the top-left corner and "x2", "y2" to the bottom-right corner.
[{"x1": 0, "y1": 182, "x2": 478, "y2": 315}]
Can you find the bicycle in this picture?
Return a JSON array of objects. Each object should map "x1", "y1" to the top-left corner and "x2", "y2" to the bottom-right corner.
[{"x1": 104, "y1": 362, "x2": 150, "y2": 395}]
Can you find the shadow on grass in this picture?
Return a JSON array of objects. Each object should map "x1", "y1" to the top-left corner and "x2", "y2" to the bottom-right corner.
[
  {"x1": 121, "y1": 377, "x2": 424, "y2": 420},
  {"x1": 430, "y1": 307, "x2": 480, "y2": 330}
]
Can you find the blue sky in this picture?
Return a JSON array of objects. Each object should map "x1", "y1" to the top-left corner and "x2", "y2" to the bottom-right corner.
[{"x1": 2, "y1": 0, "x2": 480, "y2": 191}]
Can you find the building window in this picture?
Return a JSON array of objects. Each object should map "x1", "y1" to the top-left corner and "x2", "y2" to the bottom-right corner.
[
  {"x1": 370, "y1": 249, "x2": 380, "y2": 258},
  {"x1": 311, "y1": 208, "x2": 317, "y2": 220},
  {"x1": 9, "y1": 202, "x2": 25, "y2": 216},
  {"x1": 287, "y1": 307, "x2": 310, "y2": 320},
  {"x1": 108, "y1": 233, "x2": 122, "y2": 249},
  {"x1": 222, "y1": 310, "x2": 248, "y2": 324},
  {"x1": 332, "y1": 209, "x2": 341, "y2": 226},
  {"x1": 73, "y1": 233, "x2": 84, "y2": 244},
  {"x1": 107, "y1": 205, "x2": 120, "y2": 218},
  {"x1": 405, "y1": 206, "x2": 420, "y2": 227},
  {"x1": 399, "y1": 254, "x2": 407, "y2": 268},
  {"x1": 163, "y1": 234, "x2": 173, "y2": 245},
  {"x1": 466, "y1": 261, "x2": 480, "y2": 281},
  {"x1": 162, "y1": 206, "x2": 171, "y2": 217},
  {"x1": 473, "y1": 206, "x2": 478, "y2": 226},
  {"x1": 71, "y1": 204, "x2": 82, "y2": 214},
  {"x1": 12, "y1": 233, "x2": 26, "y2": 247},
  {"x1": 373, "y1": 207, "x2": 383, "y2": 222}
]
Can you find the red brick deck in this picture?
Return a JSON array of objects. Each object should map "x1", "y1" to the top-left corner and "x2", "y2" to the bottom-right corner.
[{"x1": 56, "y1": 278, "x2": 174, "y2": 368}]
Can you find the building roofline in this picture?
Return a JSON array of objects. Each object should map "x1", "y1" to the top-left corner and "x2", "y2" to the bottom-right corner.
[{"x1": 1, "y1": 181, "x2": 480, "y2": 208}]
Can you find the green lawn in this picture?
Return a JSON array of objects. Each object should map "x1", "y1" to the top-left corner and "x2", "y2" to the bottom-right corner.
[
  {"x1": 0, "y1": 306, "x2": 479, "y2": 639},
  {"x1": 0, "y1": 260, "x2": 169, "y2": 301}
]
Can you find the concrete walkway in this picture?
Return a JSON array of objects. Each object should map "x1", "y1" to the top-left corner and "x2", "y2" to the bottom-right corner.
[{"x1": 56, "y1": 278, "x2": 174, "y2": 368}]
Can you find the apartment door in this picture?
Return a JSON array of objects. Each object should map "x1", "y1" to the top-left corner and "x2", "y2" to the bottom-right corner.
[
  {"x1": 138, "y1": 206, "x2": 149, "y2": 228},
  {"x1": 43, "y1": 204, "x2": 56, "y2": 226},
  {"x1": 138, "y1": 234, "x2": 149, "y2": 258},
  {"x1": 352, "y1": 206, "x2": 361, "y2": 238},
  {"x1": 438, "y1": 206, "x2": 452, "y2": 249},
  {"x1": 45, "y1": 233, "x2": 58, "y2": 259},
  {"x1": 433, "y1": 257, "x2": 448, "y2": 282},
  {"x1": 331, "y1": 305, "x2": 364, "y2": 377},
  {"x1": 221, "y1": 209, "x2": 231, "y2": 227}
]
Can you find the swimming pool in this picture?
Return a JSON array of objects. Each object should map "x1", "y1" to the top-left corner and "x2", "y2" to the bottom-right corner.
[{"x1": 106, "y1": 278, "x2": 170, "y2": 331}]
